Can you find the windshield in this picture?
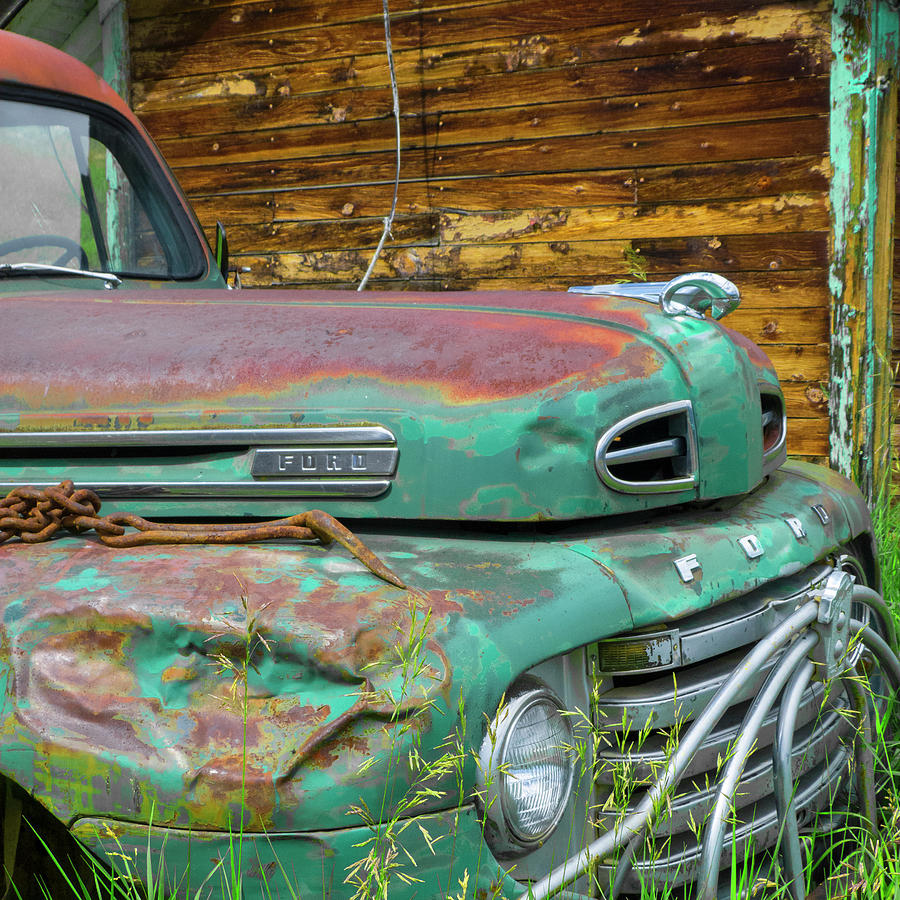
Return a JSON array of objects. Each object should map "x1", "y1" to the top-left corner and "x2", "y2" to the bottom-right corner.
[{"x1": 0, "y1": 95, "x2": 206, "y2": 280}]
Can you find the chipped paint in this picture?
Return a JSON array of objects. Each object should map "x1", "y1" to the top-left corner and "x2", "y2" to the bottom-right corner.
[
  {"x1": 192, "y1": 77, "x2": 263, "y2": 99},
  {"x1": 0, "y1": 463, "x2": 868, "y2": 845},
  {"x1": 0, "y1": 25, "x2": 885, "y2": 898},
  {"x1": 616, "y1": 3, "x2": 830, "y2": 49},
  {"x1": 828, "y1": 0, "x2": 898, "y2": 501}
]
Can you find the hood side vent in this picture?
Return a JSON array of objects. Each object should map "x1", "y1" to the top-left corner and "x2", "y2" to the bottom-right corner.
[
  {"x1": 760, "y1": 386, "x2": 787, "y2": 475},
  {"x1": 596, "y1": 401, "x2": 698, "y2": 494}
]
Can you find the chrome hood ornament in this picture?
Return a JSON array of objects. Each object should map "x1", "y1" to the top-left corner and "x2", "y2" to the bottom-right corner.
[{"x1": 568, "y1": 272, "x2": 741, "y2": 321}]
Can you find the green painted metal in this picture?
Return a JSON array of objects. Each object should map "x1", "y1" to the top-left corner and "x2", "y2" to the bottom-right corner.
[
  {"x1": 0, "y1": 464, "x2": 869, "y2": 873},
  {"x1": 73, "y1": 806, "x2": 524, "y2": 900},
  {"x1": 99, "y1": 0, "x2": 128, "y2": 101},
  {"x1": 829, "y1": 0, "x2": 899, "y2": 502},
  {"x1": 1, "y1": 291, "x2": 778, "y2": 523}
]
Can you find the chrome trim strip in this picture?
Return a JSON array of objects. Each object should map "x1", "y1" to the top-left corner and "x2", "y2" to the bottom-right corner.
[
  {"x1": 599, "y1": 750, "x2": 848, "y2": 891},
  {"x1": 598, "y1": 566, "x2": 830, "y2": 677},
  {"x1": 0, "y1": 480, "x2": 391, "y2": 499},
  {"x1": 604, "y1": 436, "x2": 683, "y2": 466},
  {"x1": 620, "y1": 710, "x2": 849, "y2": 832},
  {"x1": 0, "y1": 426, "x2": 397, "y2": 448},
  {"x1": 568, "y1": 281, "x2": 667, "y2": 301},
  {"x1": 595, "y1": 400, "x2": 698, "y2": 495},
  {"x1": 596, "y1": 680, "x2": 828, "y2": 784},
  {"x1": 251, "y1": 446, "x2": 398, "y2": 478}
]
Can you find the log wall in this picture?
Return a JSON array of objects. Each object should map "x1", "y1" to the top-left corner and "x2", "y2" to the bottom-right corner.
[{"x1": 129, "y1": 0, "x2": 833, "y2": 461}]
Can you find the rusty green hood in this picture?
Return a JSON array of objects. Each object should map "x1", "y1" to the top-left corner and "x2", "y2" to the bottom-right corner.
[{"x1": 1, "y1": 287, "x2": 781, "y2": 521}]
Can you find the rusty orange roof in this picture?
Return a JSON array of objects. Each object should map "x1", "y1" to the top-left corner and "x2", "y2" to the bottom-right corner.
[{"x1": 0, "y1": 30, "x2": 138, "y2": 126}]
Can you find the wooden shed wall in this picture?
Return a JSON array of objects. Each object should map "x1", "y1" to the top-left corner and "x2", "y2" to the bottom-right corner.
[{"x1": 129, "y1": 0, "x2": 833, "y2": 461}]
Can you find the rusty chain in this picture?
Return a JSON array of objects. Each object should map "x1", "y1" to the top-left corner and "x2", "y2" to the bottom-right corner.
[{"x1": 0, "y1": 480, "x2": 405, "y2": 588}]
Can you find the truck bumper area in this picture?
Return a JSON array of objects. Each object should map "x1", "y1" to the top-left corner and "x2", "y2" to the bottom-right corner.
[
  {"x1": 524, "y1": 576, "x2": 900, "y2": 900},
  {"x1": 72, "y1": 804, "x2": 522, "y2": 900}
]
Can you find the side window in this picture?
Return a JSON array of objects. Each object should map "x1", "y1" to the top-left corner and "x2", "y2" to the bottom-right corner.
[
  {"x1": 0, "y1": 118, "x2": 91, "y2": 267},
  {"x1": 92, "y1": 138, "x2": 168, "y2": 274},
  {"x1": 0, "y1": 97, "x2": 201, "y2": 279}
]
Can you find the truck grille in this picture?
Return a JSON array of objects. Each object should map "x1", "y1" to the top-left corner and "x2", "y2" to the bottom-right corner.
[{"x1": 590, "y1": 562, "x2": 857, "y2": 894}]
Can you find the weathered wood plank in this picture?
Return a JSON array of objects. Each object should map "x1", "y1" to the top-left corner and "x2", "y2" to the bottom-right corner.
[
  {"x1": 129, "y1": 0, "x2": 501, "y2": 28},
  {"x1": 220, "y1": 233, "x2": 827, "y2": 277},
  {"x1": 252, "y1": 246, "x2": 827, "y2": 305},
  {"x1": 131, "y1": 2, "x2": 827, "y2": 83},
  {"x1": 134, "y1": 40, "x2": 827, "y2": 130},
  {"x1": 436, "y1": 196, "x2": 829, "y2": 245},
  {"x1": 132, "y1": 2, "x2": 829, "y2": 110},
  {"x1": 226, "y1": 213, "x2": 438, "y2": 253},
  {"x1": 621, "y1": 233, "x2": 829, "y2": 274},
  {"x1": 782, "y1": 382, "x2": 830, "y2": 419},
  {"x1": 186, "y1": 158, "x2": 829, "y2": 224},
  {"x1": 201, "y1": 225, "x2": 826, "y2": 283},
  {"x1": 152, "y1": 78, "x2": 829, "y2": 168},
  {"x1": 170, "y1": 119, "x2": 828, "y2": 195},
  {"x1": 130, "y1": 0, "x2": 819, "y2": 52},
  {"x1": 785, "y1": 418, "x2": 828, "y2": 457}
]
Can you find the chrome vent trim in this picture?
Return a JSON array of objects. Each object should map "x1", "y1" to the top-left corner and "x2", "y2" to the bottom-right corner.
[
  {"x1": 760, "y1": 384, "x2": 787, "y2": 475},
  {"x1": 595, "y1": 400, "x2": 697, "y2": 494}
]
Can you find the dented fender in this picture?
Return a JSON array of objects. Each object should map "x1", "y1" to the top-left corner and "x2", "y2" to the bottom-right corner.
[{"x1": 0, "y1": 461, "x2": 868, "y2": 837}]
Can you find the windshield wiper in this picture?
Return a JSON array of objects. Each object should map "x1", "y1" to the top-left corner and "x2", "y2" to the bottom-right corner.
[{"x1": 0, "y1": 263, "x2": 121, "y2": 289}]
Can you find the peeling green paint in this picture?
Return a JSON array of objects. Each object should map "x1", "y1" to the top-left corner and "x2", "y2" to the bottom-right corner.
[
  {"x1": 829, "y1": 0, "x2": 899, "y2": 500},
  {"x1": 100, "y1": 0, "x2": 129, "y2": 102}
]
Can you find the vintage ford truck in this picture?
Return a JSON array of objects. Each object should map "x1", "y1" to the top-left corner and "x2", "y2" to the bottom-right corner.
[{"x1": 1, "y1": 29, "x2": 898, "y2": 900}]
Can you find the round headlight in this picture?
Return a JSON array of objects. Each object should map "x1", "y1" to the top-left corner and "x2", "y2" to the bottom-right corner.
[{"x1": 478, "y1": 682, "x2": 575, "y2": 851}]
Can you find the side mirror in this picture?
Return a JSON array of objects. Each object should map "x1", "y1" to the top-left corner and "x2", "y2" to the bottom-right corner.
[{"x1": 214, "y1": 220, "x2": 229, "y2": 281}]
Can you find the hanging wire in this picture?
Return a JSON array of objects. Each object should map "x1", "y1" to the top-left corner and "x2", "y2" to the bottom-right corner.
[{"x1": 357, "y1": 0, "x2": 401, "y2": 291}]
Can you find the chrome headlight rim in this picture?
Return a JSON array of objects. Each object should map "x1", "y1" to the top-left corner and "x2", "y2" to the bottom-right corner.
[{"x1": 477, "y1": 678, "x2": 575, "y2": 853}]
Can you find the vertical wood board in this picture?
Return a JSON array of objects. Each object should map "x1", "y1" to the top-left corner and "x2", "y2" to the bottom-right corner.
[{"x1": 829, "y1": 0, "x2": 898, "y2": 501}]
